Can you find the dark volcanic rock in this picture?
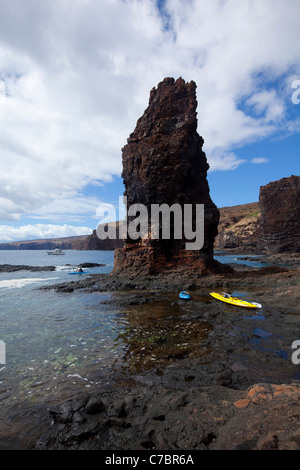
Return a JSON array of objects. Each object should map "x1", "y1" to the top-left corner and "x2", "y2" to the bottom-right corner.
[
  {"x1": 114, "y1": 77, "x2": 226, "y2": 277},
  {"x1": 259, "y1": 175, "x2": 300, "y2": 253},
  {"x1": 0, "y1": 264, "x2": 56, "y2": 272},
  {"x1": 78, "y1": 262, "x2": 105, "y2": 268},
  {"x1": 84, "y1": 223, "x2": 124, "y2": 250},
  {"x1": 40, "y1": 381, "x2": 300, "y2": 450},
  {"x1": 7, "y1": 260, "x2": 300, "y2": 450}
]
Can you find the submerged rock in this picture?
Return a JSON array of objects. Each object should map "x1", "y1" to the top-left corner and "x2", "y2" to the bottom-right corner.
[{"x1": 0, "y1": 264, "x2": 56, "y2": 272}]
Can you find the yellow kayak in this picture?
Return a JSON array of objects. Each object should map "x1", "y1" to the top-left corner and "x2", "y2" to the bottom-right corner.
[{"x1": 210, "y1": 292, "x2": 262, "y2": 309}]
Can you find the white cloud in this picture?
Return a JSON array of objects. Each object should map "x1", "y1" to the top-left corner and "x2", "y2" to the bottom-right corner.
[
  {"x1": 251, "y1": 157, "x2": 269, "y2": 164},
  {"x1": 208, "y1": 151, "x2": 246, "y2": 172},
  {"x1": 0, "y1": 0, "x2": 299, "y2": 228},
  {"x1": 29, "y1": 195, "x2": 105, "y2": 223},
  {"x1": 246, "y1": 90, "x2": 285, "y2": 122},
  {"x1": 0, "y1": 224, "x2": 92, "y2": 243}
]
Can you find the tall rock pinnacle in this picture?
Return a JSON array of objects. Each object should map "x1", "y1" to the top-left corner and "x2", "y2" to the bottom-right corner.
[{"x1": 113, "y1": 77, "x2": 222, "y2": 276}]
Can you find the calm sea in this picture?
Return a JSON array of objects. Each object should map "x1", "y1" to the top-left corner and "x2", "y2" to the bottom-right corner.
[
  {"x1": 0, "y1": 249, "x2": 266, "y2": 388},
  {"x1": 0, "y1": 249, "x2": 269, "y2": 447},
  {"x1": 0, "y1": 251, "x2": 122, "y2": 408}
]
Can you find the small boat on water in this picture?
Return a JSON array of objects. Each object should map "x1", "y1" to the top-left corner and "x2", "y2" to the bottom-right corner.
[
  {"x1": 179, "y1": 291, "x2": 191, "y2": 300},
  {"x1": 210, "y1": 292, "x2": 262, "y2": 309},
  {"x1": 46, "y1": 247, "x2": 65, "y2": 255}
]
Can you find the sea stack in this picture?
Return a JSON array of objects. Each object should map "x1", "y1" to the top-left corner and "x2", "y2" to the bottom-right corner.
[
  {"x1": 259, "y1": 175, "x2": 300, "y2": 253},
  {"x1": 113, "y1": 77, "x2": 222, "y2": 276}
]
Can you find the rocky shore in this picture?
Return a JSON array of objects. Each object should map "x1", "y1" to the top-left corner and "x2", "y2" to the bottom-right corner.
[
  {"x1": 1, "y1": 75, "x2": 298, "y2": 451},
  {"x1": 31, "y1": 253, "x2": 300, "y2": 451},
  {"x1": 38, "y1": 381, "x2": 300, "y2": 450},
  {"x1": 41, "y1": 253, "x2": 300, "y2": 310},
  {"x1": 0, "y1": 262, "x2": 105, "y2": 273},
  {"x1": 0, "y1": 264, "x2": 57, "y2": 272}
]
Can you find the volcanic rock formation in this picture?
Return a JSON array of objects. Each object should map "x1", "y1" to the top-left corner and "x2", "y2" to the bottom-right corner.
[
  {"x1": 259, "y1": 175, "x2": 300, "y2": 253},
  {"x1": 214, "y1": 202, "x2": 261, "y2": 252},
  {"x1": 85, "y1": 222, "x2": 124, "y2": 250},
  {"x1": 113, "y1": 77, "x2": 224, "y2": 276}
]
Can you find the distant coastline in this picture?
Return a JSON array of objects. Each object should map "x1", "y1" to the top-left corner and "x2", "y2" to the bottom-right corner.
[
  {"x1": 0, "y1": 203, "x2": 259, "y2": 251},
  {"x1": 0, "y1": 221, "x2": 125, "y2": 251},
  {"x1": 0, "y1": 234, "x2": 90, "y2": 251}
]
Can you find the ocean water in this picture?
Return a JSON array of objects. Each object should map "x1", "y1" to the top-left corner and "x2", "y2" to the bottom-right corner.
[
  {"x1": 0, "y1": 249, "x2": 267, "y2": 390},
  {"x1": 0, "y1": 250, "x2": 215, "y2": 410},
  {"x1": 214, "y1": 251, "x2": 269, "y2": 268},
  {"x1": 0, "y1": 249, "x2": 276, "y2": 447},
  {"x1": 0, "y1": 251, "x2": 123, "y2": 409}
]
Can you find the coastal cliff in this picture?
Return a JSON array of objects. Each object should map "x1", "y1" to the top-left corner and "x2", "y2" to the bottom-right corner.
[
  {"x1": 84, "y1": 222, "x2": 125, "y2": 250},
  {"x1": 215, "y1": 175, "x2": 300, "y2": 254},
  {"x1": 0, "y1": 224, "x2": 125, "y2": 251},
  {"x1": 259, "y1": 175, "x2": 300, "y2": 253},
  {"x1": 0, "y1": 175, "x2": 298, "y2": 255},
  {"x1": 0, "y1": 235, "x2": 89, "y2": 250},
  {"x1": 214, "y1": 202, "x2": 261, "y2": 252}
]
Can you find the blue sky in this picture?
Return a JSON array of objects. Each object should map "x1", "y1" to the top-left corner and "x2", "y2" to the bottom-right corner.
[
  {"x1": 208, "y1": 132, "x2": 300, "y2": 208},
  {"x1": 0, "y1": 0, "x2": 299, "y2": 242}
]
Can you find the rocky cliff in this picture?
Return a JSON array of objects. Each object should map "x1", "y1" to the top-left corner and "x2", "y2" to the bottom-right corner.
[
  {"x1": 85, "y1": 222, "x2": 124, "y2": 250},
  {"x1": 113, "y1": 77, "x2": 224, "y2": 276},
  {"x1": 259, "y1": 175, "x2": 300, "y2": 253},
  {"x1": 0, "y1": 235, "x2": 90, "y2": 251},
  {"x1": 215, "y1": 176, "x2": 300, "y2": 254},
  {"x1": 0, "y1": 223, "x2": 125, "y2": 251},
  {"x1": 215, "y1": 202, "x2": 261, "y2": 252}
]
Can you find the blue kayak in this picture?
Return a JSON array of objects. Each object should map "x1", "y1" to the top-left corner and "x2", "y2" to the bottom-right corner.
[
  {"x1": 179, "y1": 291, "x2": 191, "y2": 300},
  {"x1": 69, "y1": 271, "x2": 88, "y2": 275}
]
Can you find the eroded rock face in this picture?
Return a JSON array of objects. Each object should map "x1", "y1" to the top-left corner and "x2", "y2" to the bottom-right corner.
[
  {"x1": 113, "y1": 77, "x2": 222, "y2": 276},
  {"x1": 214, "y1": 202, "x2": 261, "y2": 252},
  {"x1": 85, "y1": 223, "x2": 124, "y2": 250},
  {"x1": 259, "y1": 175, "x2": 300, "y2": 253}
]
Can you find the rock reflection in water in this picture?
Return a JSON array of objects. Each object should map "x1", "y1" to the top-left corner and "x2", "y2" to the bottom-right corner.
[{"x1": 114, "y1": 296, "x2": 212, "y2": 372}]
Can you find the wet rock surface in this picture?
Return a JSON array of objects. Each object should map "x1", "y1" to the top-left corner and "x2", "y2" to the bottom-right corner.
[
  {"x1": 0, "y1": 262, "x2": 105, "y2": 273},
  {"x1": 77, "y1": 262, "x2": 105, "y2": 268},
  {"x1": 0, "y1": 264, "x2": 56, "y2": 272},
  {"x1": 41, "y1": 255, "x2": 300, "y2": 311},
  {"x1": 37, "y1": 381, "x2": 300, "y2": 450},
  {"x1": 30, "y1": 257, "x2": 300, "y2": 451}
]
